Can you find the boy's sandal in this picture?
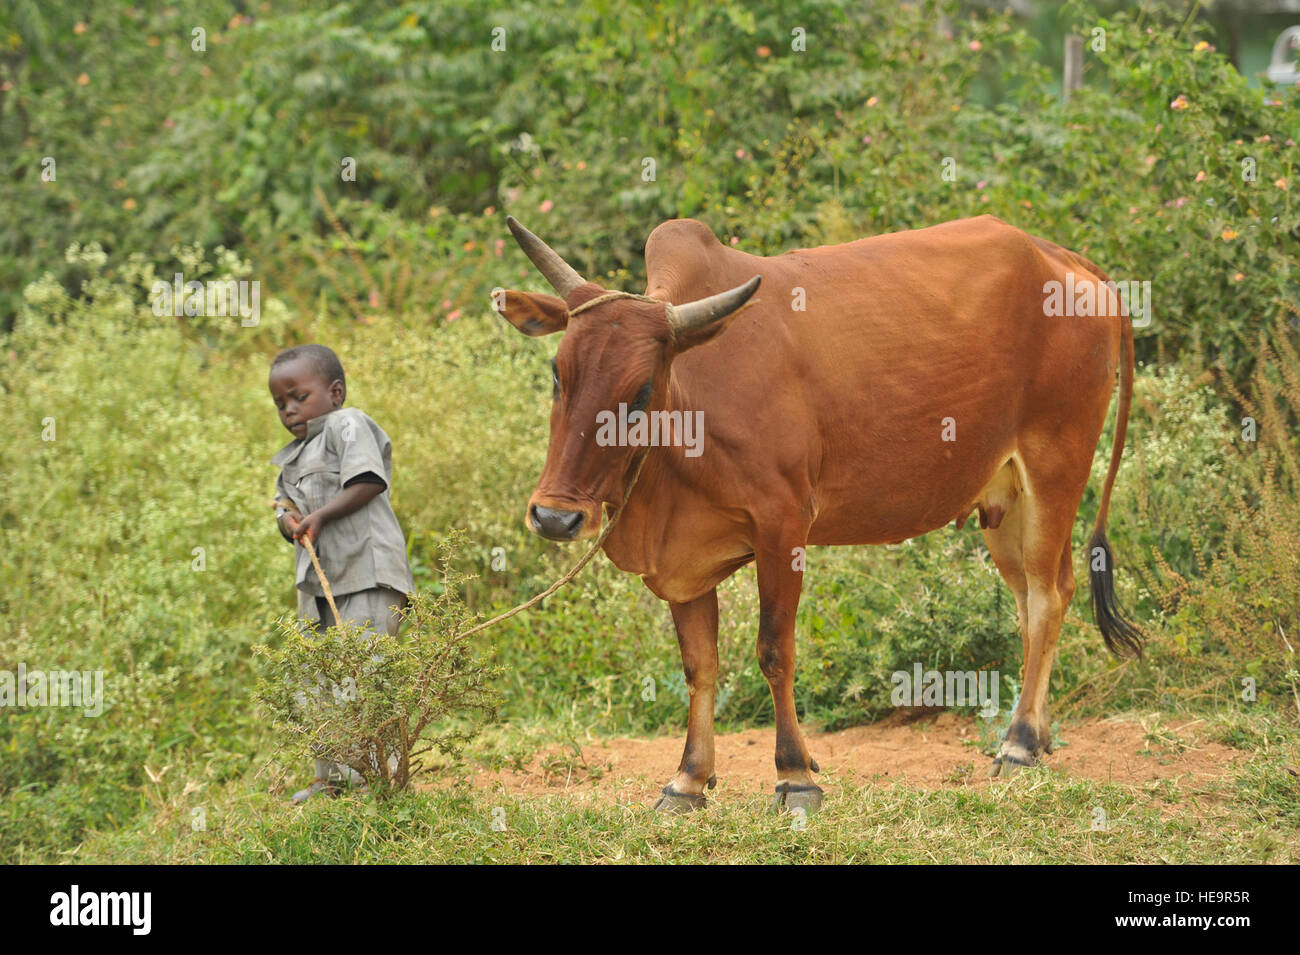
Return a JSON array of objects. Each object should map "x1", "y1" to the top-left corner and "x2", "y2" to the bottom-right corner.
[
  {"x1": 291, "y1": 778, "x2": 341, "y2": 805},
  {"x1": 334, "y1": 778, "x2": 370, "y2": 797}
]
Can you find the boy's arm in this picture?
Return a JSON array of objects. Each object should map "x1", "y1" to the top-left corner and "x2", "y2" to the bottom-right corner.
[
  {"x1": 293, "y1": 411, "x2": 390, "y2": 543},
  {"x1": 292, "y1": 482, "x2": 384, "y2": 543}
]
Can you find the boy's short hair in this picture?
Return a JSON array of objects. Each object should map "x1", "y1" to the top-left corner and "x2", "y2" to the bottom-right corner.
[{"x1": 272, "y1": 344, "x2": 346, "y2": 392}]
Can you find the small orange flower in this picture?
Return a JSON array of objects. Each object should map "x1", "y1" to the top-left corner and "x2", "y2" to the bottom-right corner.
[
  {"x1": 74, "y1": 22, "x2": 88, "y2": 35},
  {"x1": 1194, "y1": 171, "x2": 1206, "y2": 182},
  {"x1": 1275, "y1": 178, "x2": 1288, "y2": 191},
  {"x1": 539, "y1": 199, "x2": 554, "y2": 213},
  {"x1": 1221, "y1": 228, "x2": 1238, "y2": 241},
  {"x1": 866, "y1": 95, "x2": 879, "y2": 107},
  {"x1": 76, "y1": 73, "x2": 90, "y2": 86},
  {"x1": 969, "y1": 40, "x2": 982, "y2": 51},
  {"x1": 757, "y1": 46, "x2": 771, "y2": 58},
  {"x1": 1169, "y1": 94, "x2": 1189, "y2": 110},
  {"x1": 1233, "y1": 273, "x2": 1245, "y2": 281},
  {"x1": 122, "y1": 197, "x2": 136, "y2": 210}
]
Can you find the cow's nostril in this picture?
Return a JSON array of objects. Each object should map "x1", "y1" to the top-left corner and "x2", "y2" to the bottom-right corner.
[{"x1": 530, "y1": 505, "x2": 585, "y2": 540}]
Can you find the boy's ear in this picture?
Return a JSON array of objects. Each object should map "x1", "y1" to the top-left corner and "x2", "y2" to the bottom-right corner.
[{"x1": 497, "y1": 290, "x2": 569, "y2": 337}]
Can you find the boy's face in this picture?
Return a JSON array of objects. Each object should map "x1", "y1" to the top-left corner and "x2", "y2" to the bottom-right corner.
[{"x1": 269, "y1": 358, "x2": 344, "y2": 439}]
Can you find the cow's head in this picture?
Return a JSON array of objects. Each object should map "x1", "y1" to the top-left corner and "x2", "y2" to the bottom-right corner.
[{"x1": 499, "y1": 216, "x2": 759, "y2": 541}]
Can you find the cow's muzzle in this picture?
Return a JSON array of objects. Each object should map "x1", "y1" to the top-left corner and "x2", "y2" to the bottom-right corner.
[{"x1": 529, "y1": 504, "x2": 586, "y2": 541}]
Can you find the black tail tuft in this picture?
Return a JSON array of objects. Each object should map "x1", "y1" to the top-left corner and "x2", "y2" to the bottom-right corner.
[{"x1": 1088, "y1": 530, "x2": 1145, "y2": 659}]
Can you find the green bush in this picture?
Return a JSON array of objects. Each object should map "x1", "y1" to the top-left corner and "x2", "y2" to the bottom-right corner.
[
  {"x1": 253, "y1": 533, "x2": 502, "y2": 798},
  {"x1": 5, "y1": 2, "x2": 1294, "y2": 374}
]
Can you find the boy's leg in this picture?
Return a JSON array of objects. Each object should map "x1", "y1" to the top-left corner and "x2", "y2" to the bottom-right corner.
[
  {"x1": 341, "y1": 586, "x2": 407, "y2": 638},
  {"x1": 295, "y1": 593, "x2": 362, "y2": 795},
  {"x1": 339, "y1": 588, "x2": 408, "y2": 777},
  {"x1": 316, "y1": 588, "x2": 408, "y2": 785}
]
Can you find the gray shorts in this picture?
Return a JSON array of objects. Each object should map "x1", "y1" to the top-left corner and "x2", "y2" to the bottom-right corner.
[{"x1": 298, "y1": 586, "x2": 407, "y2": 637}]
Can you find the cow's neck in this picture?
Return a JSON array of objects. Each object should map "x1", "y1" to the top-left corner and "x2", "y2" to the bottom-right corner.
[{"x1": 598, "y1": 365, "x2": 701, "y2": 579}]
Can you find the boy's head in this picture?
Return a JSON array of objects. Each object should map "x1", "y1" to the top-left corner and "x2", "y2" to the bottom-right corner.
[{"x1": 269, "y1": 345, "x2": 346, "y2": 439}]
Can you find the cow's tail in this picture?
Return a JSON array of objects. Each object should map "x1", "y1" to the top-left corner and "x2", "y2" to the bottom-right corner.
[{"x1": 1087, "y1": 292, "x2": 1144, "y2": 660}]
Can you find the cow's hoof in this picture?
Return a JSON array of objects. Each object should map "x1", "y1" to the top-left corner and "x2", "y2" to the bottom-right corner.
[
  {"x1": 653, "y1": 785, "x2": 707, "y2": 813},
  {"x1": 988, "y1": 752, "x2": 1037, "y2": 778},
  {"x1": 773, "y1": 781, "x2": 824, "y2": 815}
]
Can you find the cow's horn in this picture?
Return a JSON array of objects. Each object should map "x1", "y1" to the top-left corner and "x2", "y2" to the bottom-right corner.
[
  {"x1": 668, "y1": 275, "x2": 761, "y2": 336},
  {"x1": 506, "y1": 216, "x2": 586, "y2": 297}
]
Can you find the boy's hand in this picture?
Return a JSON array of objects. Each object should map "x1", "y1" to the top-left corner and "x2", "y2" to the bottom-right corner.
[
  {"x1": 277, "y1": 511, "x2": 301, "y2": 541},
  {"x1": 293, "y1": 510, "x2": 328, "y2": 544}
]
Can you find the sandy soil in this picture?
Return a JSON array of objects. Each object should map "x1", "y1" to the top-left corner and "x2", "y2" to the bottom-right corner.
[{"x1": 454, "y1": 712, "x2": 1245, "y2": 806}]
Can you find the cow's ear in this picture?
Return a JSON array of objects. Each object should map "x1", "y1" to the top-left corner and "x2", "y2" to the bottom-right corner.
[
  {"x1": 668, "y1": 308, "x2": 747, "y2": 351},
  {"x1": 497, "y1": 290, "x2": 569, "y2": 337},
  {"x1": 667, "y1": 275, "x2": 760, "y2": 352}
]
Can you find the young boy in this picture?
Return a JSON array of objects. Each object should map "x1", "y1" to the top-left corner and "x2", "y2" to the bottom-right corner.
[{"x1": 268, "y1": 344, "x2": 415, "y2": 804}]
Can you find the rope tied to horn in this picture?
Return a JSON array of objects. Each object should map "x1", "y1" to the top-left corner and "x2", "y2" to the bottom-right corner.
[
  {"x1": 565, "y1": 288, "x2": 758, "y2": 348},
  {"x1": 566, "y1": 289, "x2": 684, "y2": 346}
]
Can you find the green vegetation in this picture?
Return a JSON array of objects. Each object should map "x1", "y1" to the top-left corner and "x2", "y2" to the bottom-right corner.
[{"x1": 0, "y1": 0, "x2": 1297, "y2": 862}]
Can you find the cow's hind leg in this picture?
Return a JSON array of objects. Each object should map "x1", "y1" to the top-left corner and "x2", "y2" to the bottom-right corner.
[
  {"x1": 755, "y1": 530, "x2": 822, "y2": 814},
  {"x1": 985, "y1": 460, "x2": 1083, "y2": 777},
  {"x1": 653, "y1": 589, "x2": 721, "y2": 813}
]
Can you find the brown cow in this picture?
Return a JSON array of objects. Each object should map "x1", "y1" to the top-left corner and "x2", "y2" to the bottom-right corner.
[{"x1": 497, "y1": 214, "x2": 1142, "y2": 813}]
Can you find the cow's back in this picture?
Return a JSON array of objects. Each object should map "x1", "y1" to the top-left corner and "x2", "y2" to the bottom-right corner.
[{"x1": 643, "y1": 216, "x2": 1119, "y2": 544}]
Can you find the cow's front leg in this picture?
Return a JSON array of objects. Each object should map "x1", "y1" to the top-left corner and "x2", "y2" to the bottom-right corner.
[
  {"x1": 755, "y1": 533, "x2": 822, "y2": 814},
  {"x1": 653, "y1": 589, "x2": 720, "y2": 813}
]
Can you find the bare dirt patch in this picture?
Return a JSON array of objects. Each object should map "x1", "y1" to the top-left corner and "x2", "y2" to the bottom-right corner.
[{"x1": 457, "y1": 713, "x2": 1245, "y2": 805}]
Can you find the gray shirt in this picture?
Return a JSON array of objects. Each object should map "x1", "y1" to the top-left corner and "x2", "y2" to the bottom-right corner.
[{"x1": 272, "y1": 407, "x2": 415, "y2": 600}]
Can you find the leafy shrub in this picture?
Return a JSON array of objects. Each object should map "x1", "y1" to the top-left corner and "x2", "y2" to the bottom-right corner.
[
  {"x1": 1153, "y1": 322, "x2": 1300, "y2": 714},
  {"x1": 254, "y1": 533, "x2": 501, "y2": 798},
  {"x1": 0, "y1": 244, "x2": 292, "y2": 861}
]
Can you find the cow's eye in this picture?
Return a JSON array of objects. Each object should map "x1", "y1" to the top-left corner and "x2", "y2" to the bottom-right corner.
[
  {"x1": 551, "y1": 358, "x2": 560, "y2": 399},
  {"x1": 630, "y1": 380, "x2": 653, "y2": 414}
]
